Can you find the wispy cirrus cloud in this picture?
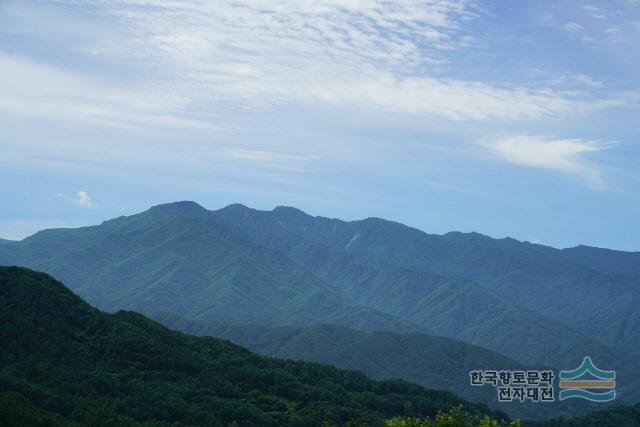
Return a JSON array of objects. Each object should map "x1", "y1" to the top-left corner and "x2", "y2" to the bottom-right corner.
[
  {"x1": 0, "y1": 0, "x2": 603, "y2": 125},
  {"x1": 95, "y1": 0, "x2": 588, "y2": 120},
  {"x1": 0, "y1": 53, "x2": 206, "y2": 130},
  {"x1": 479, "y1": 135, "x2": 614, "y2": 188},
  {"x1": 551, "y1": 73, "x2": 603, "y2": 88},
  {"x1": 222, "y1": 149, "x2": 315, "y2": 172}
]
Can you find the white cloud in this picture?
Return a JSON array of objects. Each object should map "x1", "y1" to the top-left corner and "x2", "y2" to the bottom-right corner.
[
  {"x1": 0, "y1": 0, "x2": 632, "y2": 138},
  {"x1": 308, "y1": 75, "x2": 577, "y2": 119},
  {"x1": 582, "y1": 5, "x2": 607, "y2": 19},
  {"x1": 574, "y1": 74, "x2": 603, "y2": 87},
  {"x1": 0, "y1": 53, "x2": 206, "y2": 130},
  {"x1": 56, "y1": 191, "x2": 95, "y2": 208},
  {"x1": 564, "y1": 21, "x2": 584, "y2": 32},
  {"x1": 75, "y1": 191, "x2": 94, "y2": 208},
  {"x1": 479, "y1": 135, "x2": 614, "y2": 187},
  {"x1": 1, "y1": 0, "x2": 595, "y2": 123},
  {"x1": 552, "y1": 73, "x2": 603, "y2": 88}
]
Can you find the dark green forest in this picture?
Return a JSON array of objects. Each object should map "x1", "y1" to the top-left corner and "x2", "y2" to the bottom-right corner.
[
  {"x1": 0, "y1": 266, "x2": 505, "y2": 426},
  {"x1": 383, "y1": 404, "x2": 640, "y2": 427},
  {"x1": 524, "y1": 404, "x2": 640, "y2": 427}
]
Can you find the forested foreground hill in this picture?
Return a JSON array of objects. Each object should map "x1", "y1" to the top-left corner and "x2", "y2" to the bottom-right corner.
[
  {"x1": 0, "y1": 266, "x2": 506, "y2": 427},
  {"x1": 2, "y1": 267, "x2": 638, "y2": 427}
]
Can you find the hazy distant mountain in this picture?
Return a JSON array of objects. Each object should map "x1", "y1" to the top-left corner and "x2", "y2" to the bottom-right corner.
[
  {"x1": 155, "y1": 313, "x2": 616, "y2": 420},
  {"x1": 560, "y1": 245, "x2": 640, "y2": 277},
  {"x1": 1, "y1": 266, "x2": 505, "y2": 426},
  {"x1": 152, "y1": 311, "x2": 523, "y2": 405},
  {"x1": 208, "y1": 204, "x2": 639, "y2": 374},
  {"x1": 210, "y1": 203, "x2": 640, "y2": 358}
]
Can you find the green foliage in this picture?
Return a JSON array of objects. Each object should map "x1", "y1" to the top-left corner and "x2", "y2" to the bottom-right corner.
[
  {"x1": 522, "y1": 403, "x2": 640, "y2": 427},
  {"x1": 0, "y1": 266, "x2": 507, "y2": 427},
  {"x1": 0, "y1": 392, "x2": 82, "y2": 427},
  {"x1": 384, "y1": 406, "x2": 521, "y2": 427}
]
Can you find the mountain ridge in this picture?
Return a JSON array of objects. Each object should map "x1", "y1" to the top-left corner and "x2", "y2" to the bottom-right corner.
[
  {"x1": 1, "y1": 201, "x2": 638, "y2": 407},
  {"x1": 206, "y1": 202, "x2": 640, "y2": 357},
  {"x1": 206, "y1": 203, "x2": 639, "y2": 367}
]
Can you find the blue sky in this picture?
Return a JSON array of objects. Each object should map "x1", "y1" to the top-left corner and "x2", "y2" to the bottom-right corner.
[{"x1": 1, "y1": 0, "x2": 639, "y2": 250}]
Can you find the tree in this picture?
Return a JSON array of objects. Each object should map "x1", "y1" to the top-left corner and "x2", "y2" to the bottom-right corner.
[{"x1": 385, "y1": 406, "x2": 521, "y2": 427}]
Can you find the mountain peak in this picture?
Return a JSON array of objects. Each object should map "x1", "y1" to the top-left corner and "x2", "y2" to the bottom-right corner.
[
  {"x1": 222, "y1": 203, "x2": 252, "y2": 213},
  {"x1": 273, "y1": 205, "x2": 307, "y2": 216},
  {"x1": 214, "y1": 203, "x2": 254, "y2": 220},
  {"x1": 148, "y1": 201, "x2": 207, "y2": 217},
  {"x1": 444, "y1": 231, "x2": 490, "y2": 241},
  {"x1": 271, "y1": 206, "x2": 313, "y2": 225}
]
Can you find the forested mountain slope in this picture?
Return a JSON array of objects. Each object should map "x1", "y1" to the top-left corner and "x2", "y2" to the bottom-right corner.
[
  {"x1": 0, "y1": 202, "x2": 417, "y2": 333},
  {"x1": 1, "y1": 202, "x2": 638, "y2": 405},
  {"x1": 210, "y1": 203, "x2": 640, "y2": 357},
  {"x1": 0, "y1": 266, "x2": 504, "y2": 427}
]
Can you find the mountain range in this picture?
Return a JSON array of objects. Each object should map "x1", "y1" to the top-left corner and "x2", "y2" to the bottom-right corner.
[
  {"x1": 210, "y1": 203, "x2": 640, "y2": 359},
  {"x1": 1, "y1": 201, "x2": 638, "y2": 418}
]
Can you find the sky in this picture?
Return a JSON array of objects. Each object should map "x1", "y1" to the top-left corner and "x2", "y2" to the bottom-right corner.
[{"x1": 1, "y1": 0, "x2": 639, "y2": 250}]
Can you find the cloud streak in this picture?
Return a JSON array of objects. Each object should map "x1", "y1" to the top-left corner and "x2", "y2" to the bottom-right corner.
[
  {"x1": 479, "y1": 135, "x2": 614, "y2": 187},
  {"x1": 0, "y1": 53, "x2": 206, "y2": 130},
  {"x1": 221, "y1": 148, "x2": 315, "y2": 172}
]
